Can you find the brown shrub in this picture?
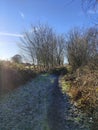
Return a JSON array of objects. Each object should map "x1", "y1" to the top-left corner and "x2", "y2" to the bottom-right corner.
[{"x1": 65, "y1": 66, "x2": 98, "y2": 114}]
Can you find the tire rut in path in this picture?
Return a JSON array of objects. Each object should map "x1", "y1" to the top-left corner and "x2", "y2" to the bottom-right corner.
[{"x1": 47, "y1": 76, "x2": 80, "y2": 130}]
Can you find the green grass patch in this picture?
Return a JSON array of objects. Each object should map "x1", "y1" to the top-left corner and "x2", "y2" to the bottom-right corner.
[
  {"x1": 42, "y1": 73, "x2": 49, "y2": 77},
  {"x1": 59, "y1": 76, "x2": 70, "y2": 94}
]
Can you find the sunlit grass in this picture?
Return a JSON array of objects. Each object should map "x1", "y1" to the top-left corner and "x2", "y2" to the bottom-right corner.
[{"x1": 59, "y1": 76, "x2": 70, "y2": 94}]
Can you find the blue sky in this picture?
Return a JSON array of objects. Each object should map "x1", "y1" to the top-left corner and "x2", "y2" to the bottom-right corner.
[{"x1": 0, "y1": 0, "x2": 97, "y2": 60}]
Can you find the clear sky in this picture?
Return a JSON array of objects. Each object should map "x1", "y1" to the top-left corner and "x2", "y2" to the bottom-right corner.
[{"x1": 0, "y1": 0, "x2": 97, "y2": 60}]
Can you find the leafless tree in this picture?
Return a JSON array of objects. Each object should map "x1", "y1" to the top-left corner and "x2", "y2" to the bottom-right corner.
[
  {"x1": 66, "y1": 28, "x2": 90, "y2": 69},
  {"x1": 81, "y1": 0, "x2": 98, "y2": 11},
  {"x1": 85, "y1": 27, "x2": 98, "y2": 68},
  {"x1": 19, "y1": 24, "x2": 65, "y2": 70},
  {"x1": 55, "y1": 35, "x2": 65, "y2": 66},
  {"x1": 66, "y1": 27, "x2": 98, "y2": 70},
  {"x1": 82, "y1": 0, "x2": 98, "y2": 24}
]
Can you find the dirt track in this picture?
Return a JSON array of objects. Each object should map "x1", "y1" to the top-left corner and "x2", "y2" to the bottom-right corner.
[
  {"x1": 0, "y1": 74, "x2": 89, "y2": 130},
  {"x1": 47, "y1": 76, "x2": 86, "y2": 130}
]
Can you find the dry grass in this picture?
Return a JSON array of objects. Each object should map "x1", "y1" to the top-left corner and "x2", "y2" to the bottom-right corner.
[
  {"x1": 0, "y1": 61, "x2": 37, "y2": 94},
  {"x1": 60, "y1": 65, "x2": 98, "y2": 129},
  {"x1": 62, "y1": 66, "x2": 98, "y2": 114}
]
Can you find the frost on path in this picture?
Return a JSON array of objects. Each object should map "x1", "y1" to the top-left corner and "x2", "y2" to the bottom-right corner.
[
  {"x1": 0, "y1": 74, "x2": 56, "y2": 130},
  {"x1": 0, "y1": 74, "x2": 89, "y2": 130}
]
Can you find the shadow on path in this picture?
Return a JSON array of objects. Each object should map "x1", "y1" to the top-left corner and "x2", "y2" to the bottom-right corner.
[{"x1": 47, "y1": 76, "x2": 81, "y2": 130}]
